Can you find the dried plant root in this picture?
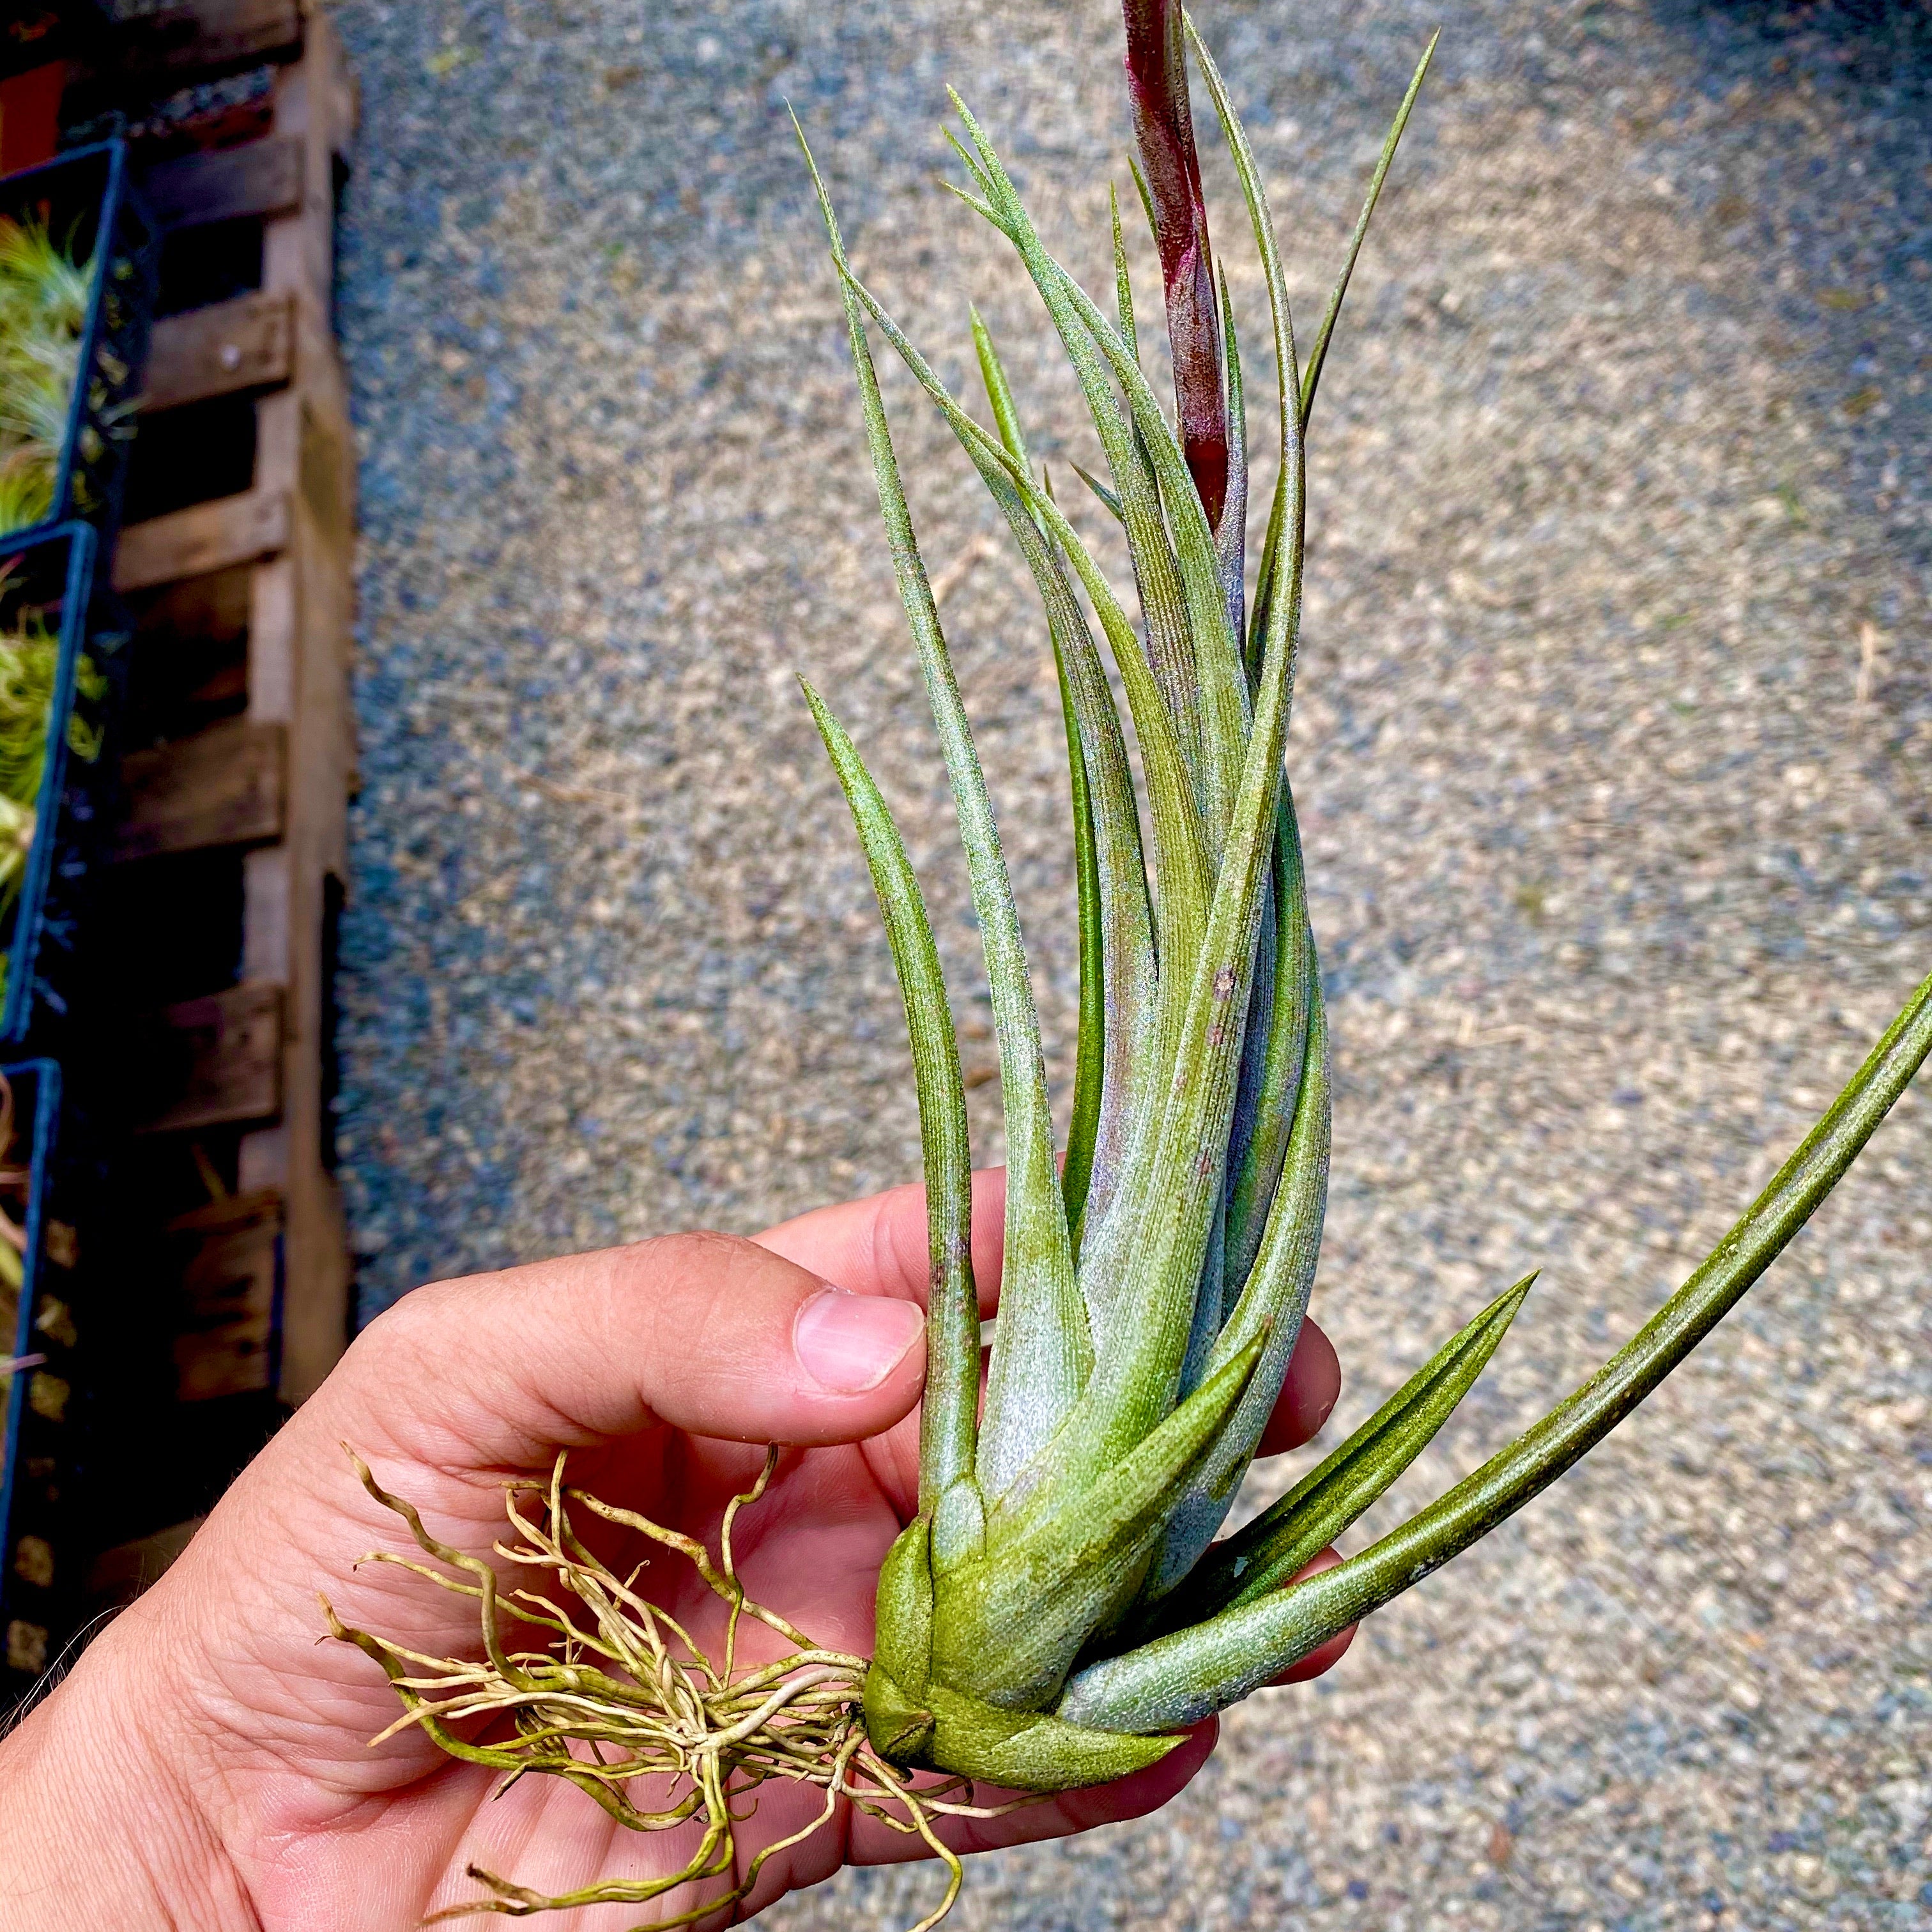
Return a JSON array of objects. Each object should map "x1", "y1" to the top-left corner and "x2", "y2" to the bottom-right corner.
[{"x1": 325, "y1": 1447, "x2": 1036, "y2": 1931}]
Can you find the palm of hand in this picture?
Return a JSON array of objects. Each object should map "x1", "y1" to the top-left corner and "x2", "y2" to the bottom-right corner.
[
  {"x1": 57, "y1": 1183, "x2": 1337, "y2": 1929},
  {"x1": 210, "y1": 1432, "x2": 928, "y2": 1928}
]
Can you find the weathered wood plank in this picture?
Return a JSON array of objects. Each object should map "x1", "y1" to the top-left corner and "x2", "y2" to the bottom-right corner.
[
  {"x1": 131, "y1": 564, "x2": 254, "y2": 645},
  {"x1": 321, "y1": 15, "x2": 359, "y2": 168},
  {"x1": 169, "y1": 1190, "x2": 283, "y2": 1400},
  {"x1": 113, "y1": 717, "x2": 286, "y2": 861},
  {"x1": 143, "y1": 292, "x2": 293, "y2": 413},
  {"x1": 142, "y1": 135, "x2": 302, "y2": 232},
  {"x1": 298, "y1": 394, "x2": 352, "y2": 556},
  {"x1": 104, "y1": 10, "x2": 364, "y2": 1411},
  {"x1": 109, "y1": 1, "x2": 304, "y2": 77},
  {"x1": 115, "y1": 490, "x2": 290, "y2": 594},
  {"x1": 236, "y1": 516, "x2": 352, "y2": 1402},
  {"x1": 135, "y1": 983, "x2": 285, "y2": 1136}
]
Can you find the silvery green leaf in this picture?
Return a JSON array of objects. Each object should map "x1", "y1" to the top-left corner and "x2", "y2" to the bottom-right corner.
[
  {"x1": 801, "y1": 681, "x2": 980, "y2": 1515},
  {"x1": 1137, "y1": 949, "x2": 1330, "y2": 1606},
  {"x1": 1060, "y1": 970, "x2": 1932, "y2": 1733},
  {"x1": 1162, "y1": 1269, "x2": 1533, "y2": 1632},
  {"x1": 969, "y1": 309, "x2": 1158, "y2": 1251},
  {"x1": 799, "y1": 126, "x2": 1088, "y2": 1497},
  {"x1": 1298, "y1": 29, "x2": 1439, "y2": 431},
  {"x1": 931, "y1": 1325, "x2": 1268, "y2": 1709}
]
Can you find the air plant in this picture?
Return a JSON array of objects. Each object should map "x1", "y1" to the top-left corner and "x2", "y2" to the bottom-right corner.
[
  {"x1": 334, "y1": 6, "x2": 1931, "y2": 1924},
  {"x1": 0, "y1": 568, "x2": 103, "y2": 1004},
  {"x1": 0, "y1": 213, "x2": 97, "y2": 537}
]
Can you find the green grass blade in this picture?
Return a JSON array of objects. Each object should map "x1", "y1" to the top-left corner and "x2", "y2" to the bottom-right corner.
[
  {"x1": 1208, "y1": 261, "x2": 1266, "y2": 1278},
  {"x1": 1245, "y1": 471, "x2": 1282, "y2": 691},
  {"x1": 1216, "y1": 264, "x2": 1247, "y2": 640},
  {"x1": 1019, "y1": 23, "x2": 1311, "y2": 1489},
  {"x1": 970, "y1": 303, "x2": 1032, "y2": 471},
  {"x1": 1027, "y1": 474, "x2": 1212, "y2": 1340},
  {"x1": 801, "y1": 681, "x2": 980, "y2": 1512},
  {"x1": 1112, "y1": 174, "x2": 1163, "y2": 506},
  {"x1": 1056, "y1": 654, "x2": 1106, "y2": 1236},
  {"x1": 1298, "y1": 30, "x2": 1437, "y2": 433},
  {"x1": 972, "y1": 53, "x2": 1312, "y2": 1489},
  {"x1": 800, "y1": 125, "x2": 1087, "y2": 1499},
  {"x1": 871, "y1": 280, "x2": 1163, "y2": 1346},
  {"x1": 1050, "y1": 307, "x2": 1307, "y2": 1491},
  {"x1": 939, "y1": 178, "x2": 1002, "y2": 227},
  {"x1": 943, "y1": 125, "x2": 999, "y2": 202},
  {"x1": 1171, "y1": 1191, "x2": 1230, "y2": 1418},
  {"x1": 839, "y1": 265, "x2": 1195, "y2": 1043},
  {"x1": 1060, "y1": 970, "x2": 1932, "y2": 1732},
  {"x1": 1220, "y1": 856, "x2": 1279, "y2": 1305},
  {"x1": 1071, "y1": 461, "x2": 1125, "y2": 525},
  {"x1": 1031, "y1": 572, "x2": 1162, "y2": 1259},
  {"x1": 1167, "y1": 1273, "x2": 1533, "y2": 1629},
  {"x1": 833, "y1": 263, "x2": 1228, "y2": 1381}
]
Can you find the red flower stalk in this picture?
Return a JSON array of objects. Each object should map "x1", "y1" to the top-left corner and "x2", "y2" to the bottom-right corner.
[{"x1": 1121, "y1": 0, "x2": 1229, "y2": 531}]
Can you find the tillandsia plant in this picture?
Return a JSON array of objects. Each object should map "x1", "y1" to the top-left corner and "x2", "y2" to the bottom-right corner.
[
  {"x1": 0, "y1": 215, "x2": 98, "y2": 537},
  {"x1": 0, "y1": 562, "x2": 103, "y2": 1002},
  {"x1": 332, "y1": 4, "x2": 1932, "y2": 1925}
]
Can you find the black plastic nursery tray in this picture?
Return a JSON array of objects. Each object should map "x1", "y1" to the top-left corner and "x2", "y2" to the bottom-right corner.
[
  {"x1": 0, "y1": 521, "x2": 124, "y2": 1046},
  {"x1": 0, "y1": 1057, "x2": 80, "y2": 1699},
  {"x1": 0, "y1": 136, "x2": 158, "y2": 549}
]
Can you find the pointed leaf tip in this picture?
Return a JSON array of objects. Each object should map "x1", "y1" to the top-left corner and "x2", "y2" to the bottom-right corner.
[
  {"x1": 1155, "y1": 1268, "x2": 1533, "y2": 1633},
  {"x1": 1062, "y1": 972, "x2": 1931, "y2": 1735}
]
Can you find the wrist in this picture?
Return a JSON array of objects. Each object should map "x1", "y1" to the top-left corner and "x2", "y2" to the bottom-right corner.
[{"x1": 0, "y1": 1605, "x2": 256, "y2": 1931}]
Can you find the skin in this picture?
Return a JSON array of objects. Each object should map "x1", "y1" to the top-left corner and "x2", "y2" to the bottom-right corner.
[{"x1": 0, "y1": 1172, "x2": 1350, "y2": 1930}]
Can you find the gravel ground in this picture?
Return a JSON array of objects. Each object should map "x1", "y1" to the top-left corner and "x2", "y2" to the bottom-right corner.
[{"x1": 325, "y1": 1, "x2": 1931, "y2": 1926}]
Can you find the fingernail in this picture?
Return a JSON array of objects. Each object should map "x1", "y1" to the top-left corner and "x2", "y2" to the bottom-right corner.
[{"x1": 793, "y1": 1289, "x2": 924, "y2": 1394}]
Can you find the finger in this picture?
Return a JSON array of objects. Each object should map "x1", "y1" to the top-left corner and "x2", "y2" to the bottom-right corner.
[
  {"x1": 1254, "y1": 1315, "x2": 1340, "y2": 1459},
  {"x1": 323, "y1": 1232, "x2": 928, "y2": 1469},
  {"x1": 1268, "y1": 1549, "x2": 1357, "y2": 1683},
  {"x1": 756, "y1": 1167, "x2": 1008, "y2": 1313}
]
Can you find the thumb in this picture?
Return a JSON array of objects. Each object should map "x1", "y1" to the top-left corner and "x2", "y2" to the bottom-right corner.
[{"x1": 319, "y1": 1232, "x2": 929, "y2": 1468}]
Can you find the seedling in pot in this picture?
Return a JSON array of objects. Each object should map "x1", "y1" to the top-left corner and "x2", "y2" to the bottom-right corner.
[
  {"x1": 0, "y1": 556, "x2": 102, "y2": 1010},
  {"x1": 0, "y1": 217, "x2": 98, "y2": 538}
]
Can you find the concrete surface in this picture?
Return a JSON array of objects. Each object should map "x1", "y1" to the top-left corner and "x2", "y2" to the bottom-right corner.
[{"x1": 326, "y1": 1, "x2": 1931, "y2": 1924}]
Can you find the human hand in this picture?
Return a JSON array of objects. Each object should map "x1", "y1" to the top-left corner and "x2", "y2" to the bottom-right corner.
[{"x1": 0, "y1": 1173, "x2": 1349, "y2": 1929}]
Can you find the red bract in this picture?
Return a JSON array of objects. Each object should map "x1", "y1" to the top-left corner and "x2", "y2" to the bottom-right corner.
[{"x1": 1121, "y1": 0, "x2": 1228, "y2": 530}]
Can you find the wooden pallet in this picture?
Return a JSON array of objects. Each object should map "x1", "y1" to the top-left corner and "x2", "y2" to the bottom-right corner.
[
  {"x1": 104, "y1": 2, "x2": 309, "y2": 82},
  {"x1": 107, "y1": 4, "x2": 356, "y2": 1410}
]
